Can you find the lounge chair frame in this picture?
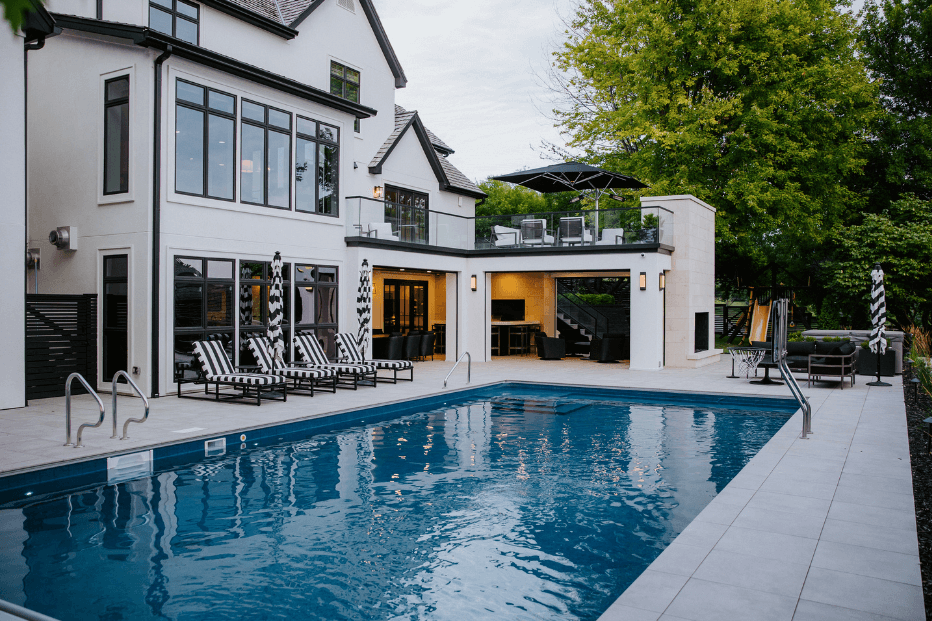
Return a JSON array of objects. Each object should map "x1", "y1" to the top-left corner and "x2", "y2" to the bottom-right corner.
[
  {"x1": 335, "y1": 332, "x2": 414, "y2": 384},
  {"x1": 245, "y1": 336, "x2": 338, "y2": 396},
  {"x1": 179, "y1": 340, "x2": 287, "y2": 406},
  {"x1": 293, "y1": 332, "x2": 378, "y2": 389}
]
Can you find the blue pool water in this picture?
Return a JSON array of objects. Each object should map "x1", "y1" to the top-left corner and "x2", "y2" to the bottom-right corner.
[{"x1": 0, "y1": 387, "x2": 794, "y2": 620}]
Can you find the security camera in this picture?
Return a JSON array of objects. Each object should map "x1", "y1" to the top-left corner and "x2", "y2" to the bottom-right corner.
[{"x1": 49, "y1": 226, "x2": 77, "y2": 250}]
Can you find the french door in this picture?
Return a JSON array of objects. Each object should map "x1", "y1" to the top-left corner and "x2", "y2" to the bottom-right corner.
[{"x1": 383, "y1": 280, "x2": 428, "y2": 333}]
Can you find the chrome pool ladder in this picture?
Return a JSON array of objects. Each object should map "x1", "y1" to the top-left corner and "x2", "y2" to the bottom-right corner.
[
  {"x1": 444, "y1": 352, "x2": 471, "y2": 388},
  {"x1": 773, "y1": 298, "x2": 813, "y2": 438},
  {"x1": 111, "y1": 370, "x2": 150, "y2": 440},
  {"x1": 64, "y1": 372, "x2": 105, "y2": 448}
]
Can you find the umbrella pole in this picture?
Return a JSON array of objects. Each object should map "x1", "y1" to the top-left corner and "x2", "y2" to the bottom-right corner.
[{"x1": 867, "y1": 348, "x2": 891, "y2": 387}]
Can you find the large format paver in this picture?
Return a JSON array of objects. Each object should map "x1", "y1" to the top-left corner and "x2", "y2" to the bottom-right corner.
[{"x1": 0, "y1": 358, "x2": 921, "y2": 620}]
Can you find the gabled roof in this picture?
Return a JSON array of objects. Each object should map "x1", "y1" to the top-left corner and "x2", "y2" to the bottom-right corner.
[
  {"x1": 369, "y1": 106, "x2": 485, "y2": 199},
  {"x1": 212, "y1": 0, "x2": 407, "y2": 88}
]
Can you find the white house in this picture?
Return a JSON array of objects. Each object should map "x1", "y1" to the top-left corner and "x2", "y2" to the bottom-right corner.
[{"x1": 10, "y1": 0, "x2": 719, "y2": 407}]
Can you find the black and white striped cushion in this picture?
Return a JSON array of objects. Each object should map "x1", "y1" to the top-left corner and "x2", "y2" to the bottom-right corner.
[
  {"x1": 211, "y1": 373, "x2": 281, "y2": 385},
  {"x1": 246, "y1": 336, "x2": 278, "y2": 372},
  {"x1": 294, "y1": 333, "x2": 330, "y2": 365},
  {"x1": 372, "y1": 360, "x2": 413, "y2": 370},
  {"x1": 193, "y1": 340, "x2": 236, "y2": 377},
  {"x1": 279, "y1": 366, "x2": 334, "y2": 379},
  {"x1": 336, "y1": 332, "x2": 364, "y2": 363}
]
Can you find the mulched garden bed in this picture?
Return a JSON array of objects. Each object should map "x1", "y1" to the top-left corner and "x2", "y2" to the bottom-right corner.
[{"x1": 903, "y1": 357, "x2": 932, "y2": 618}]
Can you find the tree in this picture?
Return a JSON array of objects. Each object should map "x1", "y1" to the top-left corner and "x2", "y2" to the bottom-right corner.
[
  {"x1": 826, "y1": 196, "x2": 932, "y2": 328},
  {"x1": 551, "y1": 0, "x2": 878, "y2": 294},
  {"x1": 2, "y1": 0, "x2": 41, "y2": 33},
  {"x1": 476, "y1": 179, "x2": 548, "y2": 218},
  {"x1": 858, "y1": 0, "x2": 932, "y2": 210}
]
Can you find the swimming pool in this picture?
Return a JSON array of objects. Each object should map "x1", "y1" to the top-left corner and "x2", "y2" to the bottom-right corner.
[{"x1": 0, "y1": 385, "x2": 796, "y2": 620}]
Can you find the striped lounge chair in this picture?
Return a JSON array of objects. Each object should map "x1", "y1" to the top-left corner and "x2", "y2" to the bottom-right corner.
[
  {"x1": 293, "y1": 332, "x2": 378, "y2": 389},
  {"x1": 184, "y1": 339, "x2": 287, "y2": 406},
  {"x1": 245, "y1": 336, "x2": 338, "y2": 396},
  {"x1": 335, "y1": 332, "x2": 414, "y2": 384}
]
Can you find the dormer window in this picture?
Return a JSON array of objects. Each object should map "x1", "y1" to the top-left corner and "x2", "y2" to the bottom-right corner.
[
  {"x1": 330, "y1": 61, "x2": 359, "y2": 103},
  {"x1": 150, "y1": 0, "x2": 199, "y2": 45}
]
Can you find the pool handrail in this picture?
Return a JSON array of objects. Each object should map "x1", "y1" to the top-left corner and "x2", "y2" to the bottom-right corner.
[
  {"x1": 111, "y1": 370, "x2": 150, "y2": 440},
  {"x1": 772, "y1": 298, "x2": 812, "y2": 438},
  {"x1": 443, "y1": 352, "x2": 471, "y2": 388},
  {"x1": 0, "y1": 597, "x2": 60, "y2": 621},
  {"x1": 64, "y1": 372, "x2": 105, "y2": 448}
]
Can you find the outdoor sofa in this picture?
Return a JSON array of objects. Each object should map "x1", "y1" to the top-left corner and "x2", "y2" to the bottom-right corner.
[
  {"x1": 179, "y1": 339, "x2": 287, "y2": 406},
  {"x1": 589, "y1": 333, "x2": 629, "y2": 362},
  {"x1": 750, "y1": 339, "x2": 859, "y2": 389}
]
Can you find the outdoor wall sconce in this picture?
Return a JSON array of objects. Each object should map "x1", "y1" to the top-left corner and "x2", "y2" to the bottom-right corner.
[
  {"x1": 373, "y1": 186, "x2": 384, "y2": 199},
  {"x1": 639, "y1": 272, "x2": 647, "y2": 290},
  {"x1": 470, "y1": 275, "x2": 477, "y2": 291},
  {"x1": 659, "y1": 272, "x2": 666, "y2": 291}
]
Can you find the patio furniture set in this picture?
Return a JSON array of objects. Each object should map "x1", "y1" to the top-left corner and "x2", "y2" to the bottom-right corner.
[
  {"x1": 175, "y1": 331, "x2": 415, "y2": 405},
  {"x1": 730, "y1": 339, "x2": 861, "y2": 389},
  {"x1": 492, "y1": 216, "x2": 625, "y2": 248}
]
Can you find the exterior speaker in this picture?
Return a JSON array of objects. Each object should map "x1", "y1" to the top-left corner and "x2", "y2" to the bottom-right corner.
[{"x1": 49, "y1": 226, "x2": 78, "y2": 250}]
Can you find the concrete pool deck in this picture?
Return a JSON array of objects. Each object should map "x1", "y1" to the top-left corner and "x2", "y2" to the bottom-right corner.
[{"x1": 0, "y1": 358, "x2": 923, "y2": 620}]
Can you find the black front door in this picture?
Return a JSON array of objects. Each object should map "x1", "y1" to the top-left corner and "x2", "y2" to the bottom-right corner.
[
  {"x1": 102, "y1": 255, "x2": 128, "y2": 382},
  {"x1": 384, "y1": 279, "x2": 428, "y2": 334}
]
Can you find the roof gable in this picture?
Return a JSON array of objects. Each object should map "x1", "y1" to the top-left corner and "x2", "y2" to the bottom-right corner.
[{"x1": 369, "y1": 106, "x2": 485, "y2": 199}]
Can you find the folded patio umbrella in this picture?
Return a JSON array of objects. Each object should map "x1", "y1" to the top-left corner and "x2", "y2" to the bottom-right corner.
[
  {"x1": 268, "y1": 251, "x2": 285, "y2": 367},
  {"x1": 867, "y1": 263, "x2": 891, "y2": 387},
  {"x1": 357, "y1": 258, "x2": 372, "y2": 354}
]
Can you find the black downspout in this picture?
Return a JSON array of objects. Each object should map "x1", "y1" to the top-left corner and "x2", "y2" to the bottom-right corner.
[
  {"x1": 23, "y1": 36, "x2": 45, "y2": 408},
  {"x1": 151, "y1": 45, "x2": 172, "y2": 399}
]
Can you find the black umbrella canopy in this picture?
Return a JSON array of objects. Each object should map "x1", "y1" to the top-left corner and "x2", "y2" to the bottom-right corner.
[{"x1": 491, "y1": 161, "x2": 648, "y2": 194}]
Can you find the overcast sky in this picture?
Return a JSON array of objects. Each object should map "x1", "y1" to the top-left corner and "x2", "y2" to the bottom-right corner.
[{"x1": 372, "y1": 0, "x2": 577, "y2": 184}]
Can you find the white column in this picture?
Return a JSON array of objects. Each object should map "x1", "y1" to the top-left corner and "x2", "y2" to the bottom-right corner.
[
  {"x1": 445, "y1": 272, "x2": 458, "y2": 360},
  {"x1": 629, "y1": 254, "x2": 670, "y2": 370}
]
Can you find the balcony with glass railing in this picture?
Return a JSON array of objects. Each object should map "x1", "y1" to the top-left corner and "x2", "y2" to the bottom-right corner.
[{"x1": 345, "y1": 196, "x2": 673, "y2": 253}]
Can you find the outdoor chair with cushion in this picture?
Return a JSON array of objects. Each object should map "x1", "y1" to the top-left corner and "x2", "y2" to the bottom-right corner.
[
  {"x1": 492, "y1": 225, "x2": 521, "y2": 247},
  {"x1": 246, "y1": 336, "x2": 337, "y2": 396},
  {"x1": 589, "y1": 333, "x2": 628, "y2": 362},
  {"x1": 808, "y1": 340, "x2": 858, "y2": 389},
  {"x1": 385, "y1": 335, "x2": 405, "y2": 360},
  {"x1": 367, "y1": 222, "x2": 399, "y2": 241},
  {"x1": 404, "y1": 333, "x2": 422, "y2": 360},
  {"x1": 183, "y1": 339, "x2": 287, "y2": 406},
  {"x1": 559, "y1": 217, "x2": 593, "y2": 246},
  {"x1": 784, "y1": 341, "x2": 816, "y2": 372},
  {"x1": 596, "y1": 228, "x2": 625, "y2": 245},
  {"x1": 419, "y1": 331, "x2": 436, "y2": 360},
  {"x1": 520, "y1": 219, "x2": 554, "y2": 246},
  {"x1": 535, "y1": 331, "x2": 566, "y2": 360},
  {"x1": 293, "y1": 332, "x2": 377, "y2": 389},
  {"x1": 335, "y1": 332, "x2": 413, "y2": 384}
]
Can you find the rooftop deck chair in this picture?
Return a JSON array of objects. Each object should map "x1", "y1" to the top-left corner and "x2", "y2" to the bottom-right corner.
[
  {"x1": 246, "y1": 336, "x2": 337, "y2": 396},
  {"x1": 335, "y1": 332, "x2": 414, "y2": 384},
  {"x1": 559, "y1": 217, "x2": 593, "y2": 246},
  {"x1": 367, "y1": 222, "x2": 399, "y2": 241},
  {"x1": 184, "y1": 339, "x2": 287, "y2": 406},
  {"x1": 520, "y1": 219, "x2": 554, "y2": 246},
  {"x1": 492, "y1": 225, "x2": 520, "y2": 247},
  {"x1": 293, "y1": 332, "x2": 377, "y2": 389},
  {"x1": 596, "y1": 228, "x2": 625, "y2": 245}
]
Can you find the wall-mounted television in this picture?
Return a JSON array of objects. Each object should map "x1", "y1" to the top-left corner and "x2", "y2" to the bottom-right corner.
[{"x1": 491, "y1": 299, "x2": 525, "y2": 322}]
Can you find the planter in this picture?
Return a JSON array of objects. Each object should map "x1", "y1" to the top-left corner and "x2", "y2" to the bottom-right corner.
[{"x1": 857, "y1": 349, "x2": 896, "y2": 377}]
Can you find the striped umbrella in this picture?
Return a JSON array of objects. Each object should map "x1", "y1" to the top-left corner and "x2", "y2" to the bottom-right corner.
[
  {"x1": 868, "y1": 262, "x2": 891, "y2": 387},
  {"x1": 356, "y1": 258, "x2": 372, "y2": 354},
  {"x1": 267, "y1": 252, "x2": 285, "y2": 368}
]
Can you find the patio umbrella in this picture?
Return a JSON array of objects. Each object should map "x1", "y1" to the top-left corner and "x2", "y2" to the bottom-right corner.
[
  {"x1": 491, "y1": 162, "x2": 648, "y2": 236},
  {"x1": 239, "y1": 264, "x2": 253, "y2": 358},
  {"x1": 356, "y1": 258, "x2": 372, "y2": 354},
  {"x1": 867, "y1": 263, "x2": 891, "y2": 387},
  {"x1": 267, "y1": 251, "x2": 285, "y2": 368}
]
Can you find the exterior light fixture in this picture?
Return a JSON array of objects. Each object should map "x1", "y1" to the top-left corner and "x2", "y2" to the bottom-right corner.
[
  {"x1": 470, "y1": 275, "x2": 477, "y2": 291},
  {"x1": 639, "y1": 272, "x2": 647, "y2": 290},
  {"x1": 659, "y1": 272, "x2": 665, "y2": 291},
  {"x1": 373, "y1": 186, "x2": 384, "y2": 199}
]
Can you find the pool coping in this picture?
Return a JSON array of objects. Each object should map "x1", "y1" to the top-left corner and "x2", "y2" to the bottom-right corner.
[{"x1": 0, "y1": 381, "x2": 798, "y2": 506}]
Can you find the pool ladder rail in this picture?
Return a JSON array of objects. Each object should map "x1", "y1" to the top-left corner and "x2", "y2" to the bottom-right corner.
[
  {"x1": 64, "y1": 371, "x2": 150, "y2": 448},
  {"x1": 443, "y1": 352, "x2": 471, "y2": 388},
  {"x1": 772, "y1": 298, "x2": 813, "y2": 439}
]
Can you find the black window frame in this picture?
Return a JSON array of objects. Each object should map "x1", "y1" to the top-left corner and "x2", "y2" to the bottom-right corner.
[
  {"x1": 174, "y1": 78, "x2": 237, "y2": 202},
  {"x1": 294, "y1": 264, "x2": 339, "y2": 359},
  {"x1": 240, "y1": 99, "x2": 293, "y2": 210},
  {"x1": 103, "y1": 75, "x2": 130, "y2": 196},
  {"x1": 329, "y1": 61, "x2": 360, "y2": 103},
  {"x1": 173, "y1": 256, "x2": 236, "y2": 365},
  {"x1": 149, "y1": 0, "x2": 200, "y2": 46},
  {"x1": 102, "y1": 254, "x2": 129, "y2": 382},
  {"x1": 295, "y1": 116, "x2": 340, "y2": 217}
]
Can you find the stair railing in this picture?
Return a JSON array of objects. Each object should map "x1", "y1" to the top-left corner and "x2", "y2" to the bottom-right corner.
[
  {"x1": 772, "y1": 298, "x2": 813, "y2": 438},
  {"x1": 556, "y1": 294, "x2": 609, "y2": 338},
  {"x1": 64, "y1": 373, "x2": 106, "y2": 448}
]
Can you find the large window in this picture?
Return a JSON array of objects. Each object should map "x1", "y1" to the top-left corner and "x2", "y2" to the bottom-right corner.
[
  {"x1": 149, "y1": 0, "x2": 199, "y2": 45},
  {"x1": 241, "y1": 100, "x2": 292, "y2": 209},
  {"x1": 239, "y1": 261, "x2": 292, "y2": 365},
  {"x1": 175, "y1": 80, "x2": 236, "y2": 200},
  {"x1": 102, "y1": 255, "x2": 128, "y2": 382},
  {"x1": 173, "y1": 257, "x2": 235, "y2": 366},
  {"x1": 329, "y1": 61, "x2": 359, "y2": 103},
  {"x1": 385, "y1": 186, "x2": 428, "y2": 243},
  {"x1": 294, "y1": 264, "x2": 339, "y2": 358},
  {"x1": 103, "y1": 76, "x2": 129, "y2": 195},
  {"x1": 295, "y1": 116, "x2": 339, "y2": 216}
]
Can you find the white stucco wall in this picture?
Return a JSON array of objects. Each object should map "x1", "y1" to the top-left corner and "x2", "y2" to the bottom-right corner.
[{"x1": 0, "y1": 25, "x2": 26, "y2": 410}]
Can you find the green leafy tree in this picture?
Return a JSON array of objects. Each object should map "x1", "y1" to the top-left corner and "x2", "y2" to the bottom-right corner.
[
  {"x1": 826, "y1": 196, "x2": 932, "y2": 328},
  {"x1": 3, "y1": 0, "x2": 41, "y2": 33},
  {"x1": 551, "y1": 0, "x2": 878, "y2": 294},
  {"x1": 476, "y1": 179, "x2": 548, "y2": 218},
  {"x1": 858, "y1": 0, "x2": 932, "y2": 209}
]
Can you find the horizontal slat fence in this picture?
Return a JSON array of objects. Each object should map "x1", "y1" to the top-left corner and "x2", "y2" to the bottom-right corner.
[{"x1": 25, "y1": 294, "x2": 97, "y2": 400}]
